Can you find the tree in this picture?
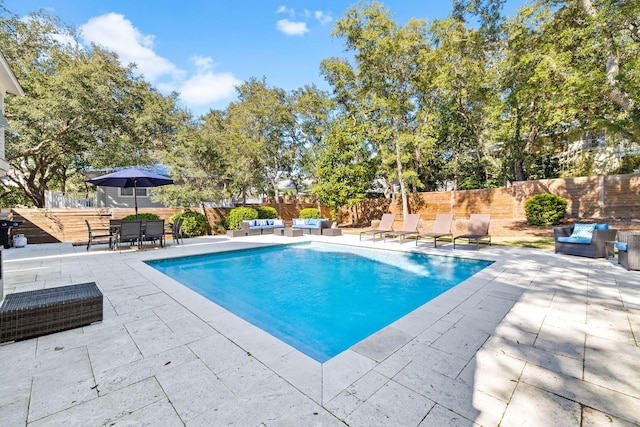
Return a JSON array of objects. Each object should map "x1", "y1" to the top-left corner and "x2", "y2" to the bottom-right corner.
[
  {"x1": 154, "y1": 110, "x2": 229, "y2": 211},
  {"x1": 0, "y1": 10, "x2": 183, "y2": 207},
  {"x1": 313, "y1": 117, "x2": 376, "y2": 222},
  {"x1": 322, "y1": 2, "x2": 430, "y2": 217},
  {"x1": 224, "y1": 78, "x2": 295, "y2": 212},
  {"x1": 289, "y1": 85, "x2": 335, "y2": 199}
]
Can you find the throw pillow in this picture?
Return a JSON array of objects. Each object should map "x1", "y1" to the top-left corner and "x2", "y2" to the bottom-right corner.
[{"x1": 570, "y1": 223, "x2": 596, "y2": 240}]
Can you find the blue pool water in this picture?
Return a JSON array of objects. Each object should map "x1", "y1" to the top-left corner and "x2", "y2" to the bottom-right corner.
[{"x1": 146, "y1": 242, "x2": 492, "y2": 362}]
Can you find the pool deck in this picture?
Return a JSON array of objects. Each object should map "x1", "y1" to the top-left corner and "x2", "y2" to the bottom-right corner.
[{"x1": 0, "y1": 234, "x2": 638, "y2": 426}]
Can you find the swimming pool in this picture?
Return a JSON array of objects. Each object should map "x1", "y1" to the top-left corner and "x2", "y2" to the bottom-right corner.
[{"x1": 146, "y1": 242, "x2": 492, "y2": 362}]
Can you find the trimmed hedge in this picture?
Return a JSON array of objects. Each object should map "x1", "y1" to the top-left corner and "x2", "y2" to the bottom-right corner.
[
  {"x1": 226, "y1": 207, "x2": 258, "y2": 230},
  {"x1": 524, "y1": 193, "x2": 568, "y2": 226},
  {"x1": 255, "y1": 206, "x2": 278, "y2": 219},
  {"x1": 169, "y1": 211, "x2": 208, "y2": 237},
  {"x1": 298, "y1": 208, "x2": 321, "y2": 219},
  {"x1": 122, "y1": 213, "x2": 159, "y2": 220}
]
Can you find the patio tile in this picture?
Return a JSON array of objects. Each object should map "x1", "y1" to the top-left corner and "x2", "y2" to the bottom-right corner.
[
  {"x1": 104, "y1": 398, "x2": 184, "y2": 426},
  {"x1": 501, "y1": 382, "x2": 580, "y2": 427},
  {"x1": 418, "y1": 404, "x2": 479, "y2": 426},
  {"x1": 430, "y1": 323, "x2": 490, "y2": 361},
  {"x1": 29, "y1": 377, "x2": 167, "y2": 427},
  {"x1": 156, "y1": 358, "x2": 234, "y2": 422},
  {"x1": 393, "y1": 362, "x2": 505, "y2": 426},
  {"x1": 2, "y1": 237, "x2": 638, "y2": 426},
  {"x1": 28, "y1": 346, "x2": 97, "y2": 421},
  {"x1": 323, "y1": 350, "x2": 377, "y2": 403},
  {"x1": 483, "y1": 335, "x2": 583, "y2": 379},
  {"x1": 344, "y1": 380, "x2": 435, "y2": 427},
  {"x1": 96, "y1": 345, "x2": 197, "y2": 395},
  {"x1": 533, "y1": 322, "x2": 586, "y2": 360},
  {"x1": 520, "y1": 363, "x2": 640, "y2": 424},
  {"x1": 266, "y1": 349, "x2": 323, "y2": 403},
  {"x1": 581, "y1": 406, "x2": 639, "y2": 427},
  {"x1": 324, "y1": 370, "x2": 389, "y2": 419},
  {"x1": 584, "y1": 335, "x2": 640, "y2": 399},
  {"x1": 352, "y1": 325, "x2": 414, "y2": 362},
  {"x1": 187, "y1": 333, "x2": 254, "y2": 375},
  {"x1": 457, "y1": 348, "x2": 525, "y2": 402}
]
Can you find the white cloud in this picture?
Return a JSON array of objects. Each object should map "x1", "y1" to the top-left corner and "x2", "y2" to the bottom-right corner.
[
  {"x1": 315, "y1": 11, "x2": 333, "y2": 25},
  {"x1": 178, "y1": 56, "x2": 241, "y2": 106},
  {"x1": 79, "y1": 13, "x2": 181, "y2": 81},
  {"x1": 78, "y1": 14, "x2": 240, "y2": 112},
  {"x1": 276, "y1": 6, "x2": 295, "y2": 16},
  {"x1": 276, "y1": 19, "x2": 308, "y2": 36}
]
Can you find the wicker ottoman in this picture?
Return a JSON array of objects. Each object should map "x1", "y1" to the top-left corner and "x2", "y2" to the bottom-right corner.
[{"x1": 0, "y1": 282, "x2": 103, "y2": 343}]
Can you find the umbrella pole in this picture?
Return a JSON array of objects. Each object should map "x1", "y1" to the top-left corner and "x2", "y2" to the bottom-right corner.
[{"x1": 134, "y1": 179, "x2": 138, "y2": 219}]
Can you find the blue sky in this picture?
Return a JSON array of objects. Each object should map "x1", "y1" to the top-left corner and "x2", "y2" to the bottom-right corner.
[{"x1": 6, "y1": 1, "x2": 524, "y2": 117}]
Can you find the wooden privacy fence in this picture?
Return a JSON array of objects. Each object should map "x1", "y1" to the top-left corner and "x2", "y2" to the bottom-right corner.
[
  {"x1": 8, "y1": 173, "x2": 640, "y2": 244},
  {"x1": 343, "y1": 173, "x2": 640, "y2": 229}
]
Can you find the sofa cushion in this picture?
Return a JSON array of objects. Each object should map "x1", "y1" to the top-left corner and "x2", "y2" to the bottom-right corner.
[
  {"x1": 570, "y1": 223, "x2": 596, "y2": 241},
  {"x1": 594, "y1": 223, "x2": 609, "y2": 230},
  {"x1": 292, "y1": 218, "x2": 306, "y2": 226},
  {"x1": 248, "y1": 220, "x2": 258, "y2": 226},
  {"x1": 615, "y1": 241, "x2": 628, "y2": 252},
  {"x1": 307, "y1": 219, "x2": 320, "y2": 227},
  {"x1": 557, "y1": 236, "x2": 592, "y2": 245}
]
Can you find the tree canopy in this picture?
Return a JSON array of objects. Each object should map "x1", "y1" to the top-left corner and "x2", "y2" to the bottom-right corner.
[{"x1": 1, "y1": 1, "x2": 638, "y2": 213}]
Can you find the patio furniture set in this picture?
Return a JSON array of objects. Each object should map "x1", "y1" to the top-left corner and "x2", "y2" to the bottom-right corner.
[
  {"x1": 360, "y1": 213, "x2": 491, "y2": 249},
  {"x1": 553, "y1": 222, "x2": 639, "y2": 270},
  {"x1": 229, "y1": 218, "x2": 342, "y2": 238},
  {"x1": 85, "y1": 217, "x2": 184, "y2": 251}
]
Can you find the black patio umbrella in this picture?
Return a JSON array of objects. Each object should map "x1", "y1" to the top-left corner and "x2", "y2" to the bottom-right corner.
[{"x1": 87, "y1": 167, "x2": 174, "y2": 217}]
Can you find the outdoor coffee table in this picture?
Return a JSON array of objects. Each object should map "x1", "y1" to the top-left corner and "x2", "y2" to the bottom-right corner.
[{"x1": 283, "y1": 228, "x2": 303, "y2": 237}]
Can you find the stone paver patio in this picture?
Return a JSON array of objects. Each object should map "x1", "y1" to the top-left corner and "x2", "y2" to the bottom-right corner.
[{"x1": 0, "y1": 233, "x2": 638, "y2": 426}]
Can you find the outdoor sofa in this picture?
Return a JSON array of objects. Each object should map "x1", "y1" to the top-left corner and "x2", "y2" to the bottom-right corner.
[
  {"x1": 554, "y1": 223, "x2": 617, "y2": 258},
  {"x1": 241, "y1": 219, "x2": 285, "y2": 235},
  {"x1": 291, "y1": 218, "x2": 331, "y2": 235}
]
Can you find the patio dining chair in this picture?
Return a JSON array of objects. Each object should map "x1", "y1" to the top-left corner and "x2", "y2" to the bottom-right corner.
[
  {"x1": 114, "y1": 220, "x2": 142, "y2": 250},
  {"x1": 166, "y1": 217, "x2": 184, "y2": 245},
  {"x1": 360, "y1": 213, "x2": 396, "y2": 242},
  {"x1": 416, "y1": 213, "x2": 453, "y2": 247},
  {"x1": 384, "y1": 214, "x2": 421, "y2": 243},
  {"x1": 142, "y1": 219, "x2": 165, "y2": 248},
  {"x1": 85, "y1": 220, "x2": 112, "y2": 251}
]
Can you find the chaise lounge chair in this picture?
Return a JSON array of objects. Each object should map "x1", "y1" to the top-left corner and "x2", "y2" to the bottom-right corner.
[
  {"x1": 453, "y1": 214, "x2": 491, "y2": 249},
  {"x1": 415, "y1": 213, "x2": 453, "y2": 247},
  {"x1": 384, "y1": 214, "x2": 421, "y2": 243},
  {"x1": 360, "y1": 213, "x2": 396, "y2": 241}
]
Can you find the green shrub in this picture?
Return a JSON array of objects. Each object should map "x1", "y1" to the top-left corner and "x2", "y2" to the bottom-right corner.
[
  {"x1": 298, "y1": 208, "x2": 321, "y2": 219},
  {"x1": 226, "y1": 207, "x2": 258, "y2": 229},
  {"x1": 123, "y1": 213, "x2": 159, "y2": 220},
  {"x1": 255, "y1": 206, "x2": 278, "y2": 219},
  {"x1": 524, "y1": 193, "x2": 568, "y2": 226},
  {"x1": 182, "y1": 211, "x2": 209, "y2": 237},
  {"x1": 169, "y1": 211, "x2": 208, "y2": 237}
]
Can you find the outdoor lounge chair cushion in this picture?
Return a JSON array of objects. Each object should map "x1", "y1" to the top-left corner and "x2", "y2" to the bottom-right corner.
[
  {"x1": 556, "y1": 223, "x2": 597, "y2": 244},
  {"x1": 615, "y1": 241, "x2": 628, "y2": 252}
]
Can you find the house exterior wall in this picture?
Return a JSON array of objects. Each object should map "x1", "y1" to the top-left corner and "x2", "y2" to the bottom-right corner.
[
  {"x1": 96, "y1": 187, "x2": 166, "y2": 209},
  {"x1": 0, "y1": 52, "x2": 24, "y2": 176}
]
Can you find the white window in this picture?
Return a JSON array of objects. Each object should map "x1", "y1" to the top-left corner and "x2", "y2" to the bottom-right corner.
[{"x1": 120, "y1": 187, "x2": 148, "y2": 197}]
